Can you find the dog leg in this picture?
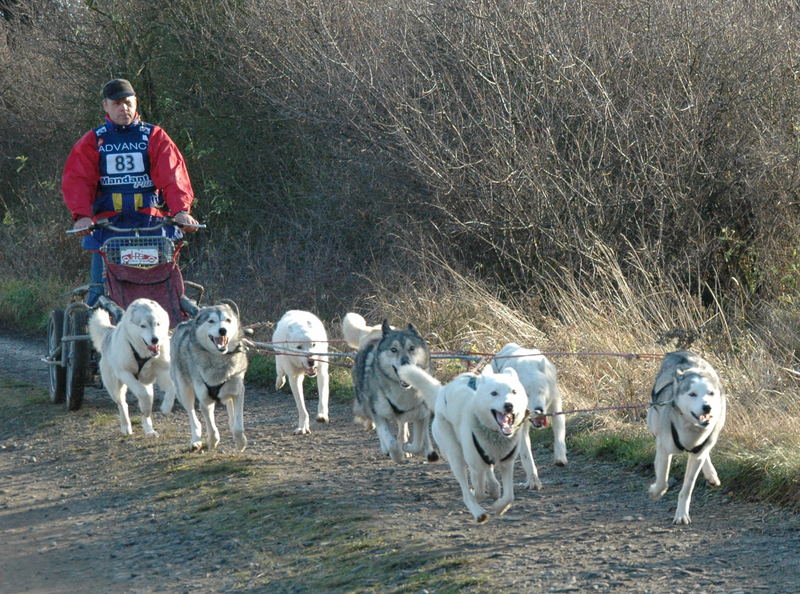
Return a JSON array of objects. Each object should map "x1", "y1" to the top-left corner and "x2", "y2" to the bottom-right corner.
[
  {"x1": 288, "y1": 371, "x2": 311, "y2": 435},
  {"x1": 702, "y1": 456, "x2": 721, "y2": 487},
  {"x1": 200, "y1": 399, "x2": 221, "y2": 449},
  {"x1": 375, "y1": 417, "x2": 404, "y2": 463},
  {"x1": 550, "y1": 398, "x2": 568, "y2": 466},
  {"x1": 674, "y1": 453, "x2": 706, "y2": 525},
  {"x1": 224, "y1": 388, "x2": 247, "y2": 452},
  {"x1": 316, "y1": 359, "x2": 330, "y2": 424},
  {"x1": 275, "y1": 356, "x2": 287, "y2": 391},
  {"x1": 158, "y1": 366, "x2": 176, "y2": 415},
  {"x1": 452, "y1": 458, "x2": 489, "y2": 523},
  {"x1": 134, "y1": 383, "x2": 158, "y2": 437},
  {"x1": 517, "y1": 428, "x2": 543, "y2": 490},
  {"x1": 648, "y1": 442, "x2": 672, "y2": 500},
  {"x1": 489, "y1": 461, "x2": 516, "y2": 516},
  {"x1": 176, "y1": 379, "x2": 204, "y2": 450},
  {"x1": 106, "y1": 376, "x2": 133, "y2": 436}
]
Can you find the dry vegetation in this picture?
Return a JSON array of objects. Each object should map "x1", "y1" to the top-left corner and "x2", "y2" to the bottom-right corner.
[{"x1": 1, "y1": 0, "x2": 799, "y2": 506}]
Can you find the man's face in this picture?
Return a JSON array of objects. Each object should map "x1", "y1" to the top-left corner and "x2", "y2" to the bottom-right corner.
[{"x1": 103, "y1": 96, "x2": 137, "y2": 126}]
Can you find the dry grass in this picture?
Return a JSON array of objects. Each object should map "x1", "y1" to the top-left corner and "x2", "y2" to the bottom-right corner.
[{"x1": 358, "y1": 248, "x2": 800, "y2": 508}]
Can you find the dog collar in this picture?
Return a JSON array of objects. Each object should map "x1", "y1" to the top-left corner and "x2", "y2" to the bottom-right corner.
[
  {"x1": 129, "y1": 342, "x2": 152, "y2": 378},
  {"x1": 471, "y1": 433, "x2": 517, "y2": 466},
  {"x1": 385, "y1": 396, "x2": 407, "y2": 416},
  {"x1": 670, "y1": 422, "x2": 711, "y2": 454}
]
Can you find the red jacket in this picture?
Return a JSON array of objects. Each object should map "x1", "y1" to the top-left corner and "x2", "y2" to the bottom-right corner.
[{"x1": 62, "y1": 116, "x2": 194, "y2": 221}]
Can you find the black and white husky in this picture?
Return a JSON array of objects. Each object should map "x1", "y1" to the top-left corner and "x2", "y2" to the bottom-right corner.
[
  {"x1": 647, "y1": 351, "x2": 726, "y2": 524},
  {"x1": 397, "y1": 364, "x2": 529, "y2": 523}
]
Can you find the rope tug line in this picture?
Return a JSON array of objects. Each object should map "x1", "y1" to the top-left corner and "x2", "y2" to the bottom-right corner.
[{"x1": 242, "y1": 337, "x2": 665, "y2": 416}]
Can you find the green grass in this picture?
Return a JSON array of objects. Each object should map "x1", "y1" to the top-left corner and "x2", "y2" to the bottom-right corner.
[{"x1": 0, "y1": 278, "x2": 65, "y2": 334}]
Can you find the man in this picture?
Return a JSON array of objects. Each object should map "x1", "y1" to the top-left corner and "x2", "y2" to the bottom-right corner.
[{"x1": 62, "y1": 78, "x2": 199, "y2": 305}]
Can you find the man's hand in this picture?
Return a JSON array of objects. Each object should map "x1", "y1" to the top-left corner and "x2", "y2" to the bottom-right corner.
[
  {"x1": 173, "y1": 211, "x2": 200, "y2": 232},
  {"x1": 72, "y1": 217, "x2": 93, "y2": 236}
]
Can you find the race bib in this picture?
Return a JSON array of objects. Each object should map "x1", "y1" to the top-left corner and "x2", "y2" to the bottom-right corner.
[{"x1": 106, "y1": 152, "x2": 145, "y2": 174}]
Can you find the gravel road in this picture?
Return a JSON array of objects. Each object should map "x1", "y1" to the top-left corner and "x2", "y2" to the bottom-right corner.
[{"x1": 1, "y1": 333, "x2": 798, "y2": 593}]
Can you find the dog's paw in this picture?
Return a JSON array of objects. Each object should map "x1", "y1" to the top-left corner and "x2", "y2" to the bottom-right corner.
[
  {"x1": 316, "y1": 415, "x2": 329, "y2": 424},
  {"x1": 234, "y1": 433, "x2": 247, "y2": 452},
  {"x1": 648, "y1": 483, "x2": 667, "y2": 500},
  {"x1": 294, "y1": 427, "x2": 311, "y2": 435},
  {"x1": 524, "y1": 477, "x2": 543, "y2": 491},
  {"x1": 491, "y1": 500, "x2": 512, "y2": 516},
  {"x1": 554, "y1": 457, "x2": 568, "y2": 467},
  {"x1": 475, "y1": 512, "x2": 489, "y2": 524},
  {"x1": 190, "y1": 440, "x2": 204, "y2": 451},
  {"x1": 144, "y1": 430, "x2": 159, "y2": 438},
  {"x1": 707, "y1": 477, "x2": 721, "y2": 487},
  {"x1": 426, "y1": 451, "x2": 440, "y2": 462},
  {"x1": 673, "y1": 512, "x2": 692, "y2": 525}
]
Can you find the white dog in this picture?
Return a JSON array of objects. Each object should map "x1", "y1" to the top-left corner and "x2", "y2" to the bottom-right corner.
[
  {"x1": 272, "y1": 310, "x2": 330, "y2": 434},
  {"x1": 169, "y1": 304, "x2": 249, "y2": 451},
  {"x1": 492, "y1": 343, "x2": 567, "y2": 489},
  {"x1": 397, "y1": 363, "x2": 529, "y2": 523},
  {"x1": 647, "y1": 351, "x2": 726, "y2": 524},
  {"x1": 88, "y1": 298, "x2": 173, "y2": 436}
]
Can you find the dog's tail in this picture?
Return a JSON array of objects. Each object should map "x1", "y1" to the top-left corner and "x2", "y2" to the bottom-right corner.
[
  {"x1": 342, "y1": 312, "x2": 378, "y2": 349},
  {"x1": 395, "y1": 364, "x2": 441, "y2": 409},
  {"x1": 88, "y1": 308, "x2": 114, "y2": 353}
]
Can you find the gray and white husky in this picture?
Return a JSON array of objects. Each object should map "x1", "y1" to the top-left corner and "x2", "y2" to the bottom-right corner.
[
  {"x1": 647, "y1": 351, "x2": 726, "y2": 524},
  {"x1": 167, "y1": 304, "x2": 249, "y2": 451},
  {"x1": 88, "y1": 298, "x2": 173, "y2": 436},
  {"x1": 350, "y1": 317, "x2": 438, "y2": 463}
]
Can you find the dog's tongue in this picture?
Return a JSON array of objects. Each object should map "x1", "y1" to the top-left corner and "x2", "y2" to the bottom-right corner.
[
  {"x1": 147, "y1": 344, "x2": 160, "y2": 355},
  {"x1": 495, "y1": 411, "x2": 514, "y2": 435},
  {"x1": 534, "y1": 415, "x2": 549, "y2": 428},
  {"x1": 213, "y1": 335, "x2": 229, "y2": 349}
]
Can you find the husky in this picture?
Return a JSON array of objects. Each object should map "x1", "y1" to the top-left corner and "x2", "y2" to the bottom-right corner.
[
  {"x1": 272, "y1": 310, "x2": 330, "y2": 434},
  {"x1": 397, "y1": 364, "x2": 529, "y2": 523},
  {"x1": 88, "y1": 298, "x2": 173, "y2": 436},
  {"x1": 351, "y1": 318, "x2": 437, "y2": 463},
  {"x1": 169, "y1": 304, "x2": 249, "y2": 451},
  {"x1": 647, "y1": 351, "x2": 726, "y2": 524},
  {"x1": 492, "y1": 343, "x2": 567, "y2": 489}
]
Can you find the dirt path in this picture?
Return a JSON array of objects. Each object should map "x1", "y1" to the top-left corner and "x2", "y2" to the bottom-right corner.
[{"x1": 1, "y1": 333, "x2": 799, "y2": 593}]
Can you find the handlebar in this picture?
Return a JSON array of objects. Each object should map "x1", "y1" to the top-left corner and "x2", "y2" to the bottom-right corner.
[{"x1": 66, "y1": 216, "x2": 206, "y2": 235}]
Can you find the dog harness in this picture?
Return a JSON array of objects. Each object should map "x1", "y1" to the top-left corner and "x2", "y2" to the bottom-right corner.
[
  {"x1": 471, "y1": 434, "x2": 517, "y2": 466},
  {"x1": 203, "y1": 342, "x2": 247, "y2": 402},
  {"x1": 670, "y1": 422, "x2": 712, "y2": 454},
  {"x1": 129, "y1": 342, "x2": 152, "y2": 379}
]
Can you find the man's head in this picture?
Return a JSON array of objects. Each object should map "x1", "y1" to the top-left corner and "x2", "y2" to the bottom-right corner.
[{"x1": 101, "y1": 78, "x2": 137, "y2": 126}]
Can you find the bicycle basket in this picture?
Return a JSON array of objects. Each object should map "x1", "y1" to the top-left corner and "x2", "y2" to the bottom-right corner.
[{"x1": 100, "y1": 235, "x2": 175, "y2": 268}]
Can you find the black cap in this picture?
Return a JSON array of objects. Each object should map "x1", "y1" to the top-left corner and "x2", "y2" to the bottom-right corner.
[{"x1": 102, "y1": 78, "x2": 135, "y2": 100}]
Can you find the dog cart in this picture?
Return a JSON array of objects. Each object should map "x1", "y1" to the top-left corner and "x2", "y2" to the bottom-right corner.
[{"x1": 45, "y1": 218, "x2": 204, "y2": 410}]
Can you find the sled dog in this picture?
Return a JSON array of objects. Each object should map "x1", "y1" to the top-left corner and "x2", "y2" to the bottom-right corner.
[
  {"x1": 88, "y1": 298, "x2": 173, "y2": 436},
  {"x1": 647, "y1": 351, "x2": 726, "y2": 524},
  {"x1": 272, "y1": 310, "x2": 330, "y2": 434},
  {"x1": 492, "y1": 343, "x2": 567, "y2": 489},
  {"x1": 351, "y1": 318, "x2": 437, "y2": 463},
  {"x1": 169, "y1": 304, "x2": 248, "y2": 451},
  {"x1": 397, "y1": 364, "x2": 529, "y2": 522}
]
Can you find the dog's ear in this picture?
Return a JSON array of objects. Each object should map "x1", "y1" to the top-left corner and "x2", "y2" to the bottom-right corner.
[
  {"x1": 382, "y1": 319, "x2": 392, "y2": 335},
  {"x1": 407, "y1": 323, "x2": 422, "y2": 338},
  {"x1": 501, "y1": 366, "x2": 520, "y2": 382}
]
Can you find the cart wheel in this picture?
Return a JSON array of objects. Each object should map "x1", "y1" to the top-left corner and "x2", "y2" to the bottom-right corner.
[
  {"x1": 65, "y1": 308, "x2": 90, "y2": 411},
  {"x1": 47, "y1": 309, "x2": 66, "y2": 404}
]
